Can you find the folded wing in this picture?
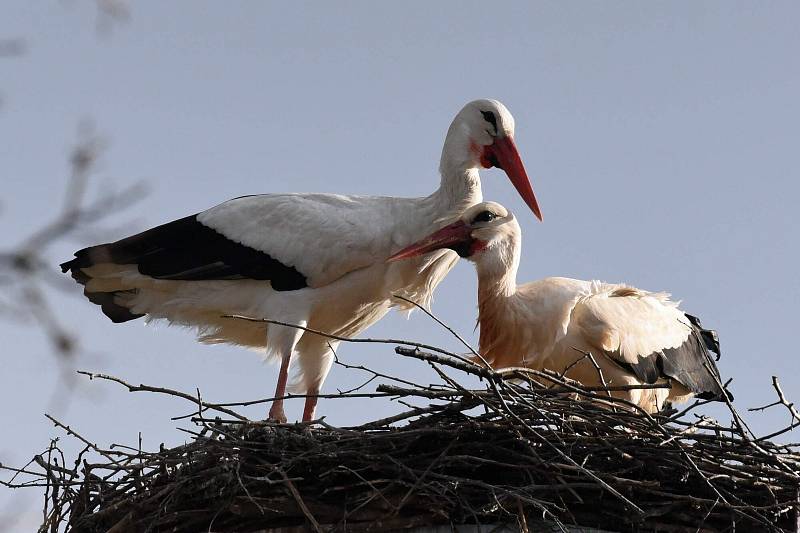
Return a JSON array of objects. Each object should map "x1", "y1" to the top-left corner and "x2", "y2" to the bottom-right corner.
[
  {"x1": 572, "y1": 286, "x2": 728, "y2": 401},
  {"x1": 61, "y1": 193, "x2": 403, "y2": 322}
]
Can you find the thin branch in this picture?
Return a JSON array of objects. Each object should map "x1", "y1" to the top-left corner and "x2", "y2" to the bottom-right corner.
[
  {"x1": 76, "y1": 371, "x2": 248, "y2": 421},
  {"x1": 391, "y1": 293, "x2": 491, "y2": 369}
]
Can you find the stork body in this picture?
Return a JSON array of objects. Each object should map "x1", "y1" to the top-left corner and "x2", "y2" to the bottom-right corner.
[
  {"x1": 390, "y1": 202, "x2": 728, "y2": 413},
  {"x1": 61, "y1": 100, "x2": 542, "y2": 422}
]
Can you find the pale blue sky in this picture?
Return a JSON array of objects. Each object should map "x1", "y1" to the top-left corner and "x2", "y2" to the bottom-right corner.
[{"x1": 2, "y1": 2, "x2": 799, "y2": 527}]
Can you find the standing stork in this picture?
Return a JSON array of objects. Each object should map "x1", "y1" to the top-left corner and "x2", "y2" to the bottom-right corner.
[
  {"x1": 389, "y1": 202, "x2": 729, "y2": 412},
  {"x1": 61, "y1": 100, "x2": 542, "y2": 422}
]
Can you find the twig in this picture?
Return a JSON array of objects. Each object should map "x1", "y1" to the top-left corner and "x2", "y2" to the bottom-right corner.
[
  {"x1": 278, "y1": 468, "x2": 324, "y2": 533},
  {"x1": 76, "y1": 371, "x2": 248, "y2": 421},
  {"x1": 391, "y1": 293, "x2": 491, "y2": 369},
  {"x1": 752, "y1": 376, "x2": 800, "y2": 443},
  {"x1": 223, "y1": 315, "x2": 485, "y2": 368}
]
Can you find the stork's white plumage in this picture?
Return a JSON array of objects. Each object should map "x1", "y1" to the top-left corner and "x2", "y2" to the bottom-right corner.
[
  {"x1": 389, "y1": 202, "x2": 730, "y2": 412},
  {"x1": 61, "y1": 100, "x2": 542, "y2": 422}
]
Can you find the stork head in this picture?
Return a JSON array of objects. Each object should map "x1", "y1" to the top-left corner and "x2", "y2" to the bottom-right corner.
[
  {"x1": 442, "y1": 100, "x2": 542, "y2": 221},
  {"x1": 388, "y1": 202, "x2": 520, "y2": 268}
]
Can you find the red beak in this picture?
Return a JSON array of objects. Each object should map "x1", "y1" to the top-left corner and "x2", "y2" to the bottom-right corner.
[
  {"x1": 387, "y1": 220, "x2": 472, "y2": 262},
  {"x1": 488, "y1": 136, "x2": 543, "y2": 222}
]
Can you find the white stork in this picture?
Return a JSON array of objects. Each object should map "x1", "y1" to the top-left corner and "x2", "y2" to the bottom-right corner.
[
  {"x1": 389, "y1": 202, "x2": 730, "y2": 412},
  {"x1": 61, "y1": 100, "x2": 542, "y2": 422}
]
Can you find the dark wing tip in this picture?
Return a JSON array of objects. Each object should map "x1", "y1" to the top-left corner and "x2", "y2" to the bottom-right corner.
[
  {"x1": 659, "y1": 315, "x2": 729, "y2": 402},
  {"x1": 613, "y1": 313, "x2": 729, "y2": 404},
  {"x1": 60, "y1": 253, "x2": 93, "y2": 285},
  {"x1": 60, "y1": 255, "x2": 83, "y2": 274},
  {"x1": 696, "y1": 388, "x2": 734, "y2": 402},
  {"x1": 61, "y1": 248, "x2": 143, "y2": 324},
  {"x1": 685, "y1": 313, "x2": 721, "y2": 360},
  {"x1": 84, "y1": 290, "x2": 143, "y2": 323}
]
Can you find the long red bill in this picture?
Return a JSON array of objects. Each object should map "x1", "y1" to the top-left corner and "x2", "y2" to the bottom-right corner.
[
  {"x1": 387, "y1": 220, "x2": 472, "y2": 262},
  {"x1": 492, "y1": 136, "x2": 543, "y2": 221}
]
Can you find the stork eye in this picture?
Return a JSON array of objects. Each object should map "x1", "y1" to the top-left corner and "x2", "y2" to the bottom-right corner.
[
  {"x1": 481, "y1": 110, "x2": 498, "y2": 134},
  {"x1": 473, "y1": 210, "x2": 497, "y2": 223}
]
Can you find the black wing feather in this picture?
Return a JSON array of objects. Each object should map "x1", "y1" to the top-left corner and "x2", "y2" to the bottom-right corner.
[
  {"x1": 610, "y1": 314, "x2": 730, "y2": 401},
  {"x1": 60, "y1": 214, "x2": 308, "y2": 323},
  {"x1": 62, "y1": 214, "x2": 308, "y2": 289}
]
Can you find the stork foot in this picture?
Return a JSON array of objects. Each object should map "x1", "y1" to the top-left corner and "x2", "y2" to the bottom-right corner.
[{"x1": 267, "y1": 404, "x2": 288, "y2": 424}]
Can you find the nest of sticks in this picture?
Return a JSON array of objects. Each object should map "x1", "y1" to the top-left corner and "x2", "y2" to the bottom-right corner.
[{"x1": 5, "y1": 329, "x2": 800, "y2": 533}]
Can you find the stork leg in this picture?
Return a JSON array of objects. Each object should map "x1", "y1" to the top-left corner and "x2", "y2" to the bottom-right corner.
[
  {"x1": 297, "y1": 342, "x2": 337, "y2": 423},
  {"x1": 268, "y1": 352, "x2": 292, "y2": 423},
  {"x1": 266, "y1": 320, "x2": 306, "y2": 423},
  {"x1": 302, "y1": 386, "x2": 319, "y2": 422}
]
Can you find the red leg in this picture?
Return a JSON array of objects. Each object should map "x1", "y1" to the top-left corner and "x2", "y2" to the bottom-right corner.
[
  {"x1": 268, "y1": 352, "x2": 292, "y2": 423},
  {"x1": 302, "y1": 387, "x2": 319, "y2": 422}
]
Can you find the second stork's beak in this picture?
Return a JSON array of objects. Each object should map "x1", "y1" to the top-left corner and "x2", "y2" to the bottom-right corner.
[
  {"x1": 488, "y1": 136, "x2": 543, "y2": 222},
  {"x1": 387, "y1": 220, "x2": 472, "y2": 262}
]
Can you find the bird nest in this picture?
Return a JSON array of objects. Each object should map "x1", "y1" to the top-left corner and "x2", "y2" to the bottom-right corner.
[{"x1": 5, "y1": 338, "x2": 800, "y2": 533}]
